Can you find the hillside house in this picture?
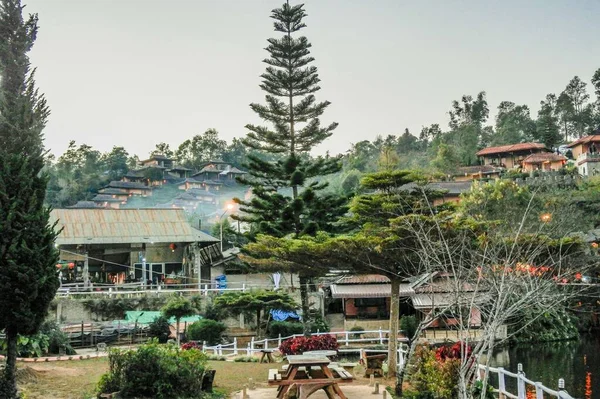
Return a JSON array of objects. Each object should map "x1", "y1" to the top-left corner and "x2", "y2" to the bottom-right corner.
[
  {"x1": 521, "y1": 152, "x2": 567, "y2": 172},
  {"x1": 105, "y1": 181, "x2": 153, "y2": 196},
  {"x1": 51, "y1": 208, "x2": 220, "y2": 286},
  {"x1": 178, "y1": 178, "x2": 223, "y2": 192},
  {"x1": 566, "y1": 134, "x2": 600, "y2": 176},
  {"x1": 452, "y1": 165, "x2": 503, "y2": 181},
  {"x1": 139, "y1": 155, "x2": 174, "y2": 169},
  {"x1": 97, "y1": 187, "x2": 130, "y2": 201},
  {"x1": 91, "y1": 194, "x2": 126, "y2": 209},
  {"x1": 400, "y1": 181, "x2": 473, "y2": 206},
  {"x1": 476, "y1": 143, "x2": 549, "y2": 169},
  {"x1": 191, "y1": 161, "x2": 247, "y2": 184}
]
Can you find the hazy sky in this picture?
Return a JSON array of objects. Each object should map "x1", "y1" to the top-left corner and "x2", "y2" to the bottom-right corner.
[{"x1": 23, "y1": 0, "x2": 600, "y2": 159}]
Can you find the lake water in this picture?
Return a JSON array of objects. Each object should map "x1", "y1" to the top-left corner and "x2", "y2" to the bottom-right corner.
[{"x1": 489, "y1": 334, "x2": 599, "y2": 398}]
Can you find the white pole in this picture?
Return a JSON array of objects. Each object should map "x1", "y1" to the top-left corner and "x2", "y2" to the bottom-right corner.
[{"x1": 142, "y1": 257, "x2": 147, "y2": 288}]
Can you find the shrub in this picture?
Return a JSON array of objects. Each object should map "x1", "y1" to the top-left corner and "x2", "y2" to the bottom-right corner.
[
  {"x1": 148, "y1": 316, "x2": 171, "y2": 343},
  {"x1": 203, "y1": 303, "x2": 226, "y2": 321},
  {"x1": 268, "y1": 321, "x2": 304, "y2": 338},
  {"x1": 308, "y1": 315, "x2": 330, "y2": 333},
  {"x1": 350, "y1": 326, "x2": 364, "y2": 339},
  {"x1": 410, "y1": 344, "x2": 459, "y2": 399},
  {"x1": 97, "y1": 339, "x2": 209, "y2": 399},
  {"x1": 279, "y1": 335, "x2": 339, "y2": 355},
  {"x1": 186, "y1": 319, "x2": 227, "y2": 345},
  {"x1": 233, "y1": 356, "x2": 258, "y2": 362},
  {"x1": 400, "y1": 315, "x2": 418, "y2": 340},
  {"x1": 181, "y1": 341, "x2": 201, "y2": 351},
  {"x1": 0, "y1": 321, "x2": 75, "y2": 357}
]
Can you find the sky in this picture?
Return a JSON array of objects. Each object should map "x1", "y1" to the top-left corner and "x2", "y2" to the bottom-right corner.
[{"x1": 23, "y1": 0, "x2": 600, "y2": 159}]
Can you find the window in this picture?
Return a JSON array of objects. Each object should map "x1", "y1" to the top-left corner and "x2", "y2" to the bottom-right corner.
[{"x1": 354, "y1": 298, "x2": 386, "y2": 307}]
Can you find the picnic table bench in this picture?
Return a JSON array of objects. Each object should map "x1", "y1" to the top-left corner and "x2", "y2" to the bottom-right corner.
[{"x1": 268, "y1": 355, "x2": 353, "y2": 399}]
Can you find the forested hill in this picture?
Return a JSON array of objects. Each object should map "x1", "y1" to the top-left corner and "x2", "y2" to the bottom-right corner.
[{"x1": 45, "y1": 70, "x2": 600, "y2": 208}]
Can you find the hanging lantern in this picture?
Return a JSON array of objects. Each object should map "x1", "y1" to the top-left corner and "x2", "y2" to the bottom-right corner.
[
  {"x1": 68, "y1": 262, "x2": 75, "y2": 269},
  {"x1": 169, "y1": 243, "x2": 177, "y2": 252},
  {"x1": 592, "y1": 242, "x2": 598, "y2": 249},
  {"x1": 56, "y1": 263, "x2": 63, "y2": 269}
]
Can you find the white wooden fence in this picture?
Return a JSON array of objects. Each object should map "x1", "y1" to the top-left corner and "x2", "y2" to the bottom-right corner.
[
  {"x1": 201, "y1": 329, "x2": 409, "y2": 367},
  {"x1": 477, "y1": 363, "x2": 575, "y2": 399}
]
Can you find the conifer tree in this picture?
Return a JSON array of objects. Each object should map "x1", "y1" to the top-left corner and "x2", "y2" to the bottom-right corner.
[
  {"x1": 0, "y1": 1, "x2": 59, "y2": 396},
  {"x1": 234, "y1": 1, "x2": 345, "y2": 330}
]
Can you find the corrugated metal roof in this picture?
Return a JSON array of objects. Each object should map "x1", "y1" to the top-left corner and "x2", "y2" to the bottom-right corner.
[
  {"x1": 336, "y1": 275, "x2": 390, "y2": 284},
  {"x1": 51, "y1": 209, "x2": 219, "y2": 245},
  {"x1": 330, "y1": 283, "x2": 413, "y2": 298}
]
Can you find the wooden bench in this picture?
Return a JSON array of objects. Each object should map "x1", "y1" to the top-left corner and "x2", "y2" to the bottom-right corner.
[
  {"x1": 361, "y1": 352, "x2": 386, "y2": 377},
  {"x1": 259, "y1": 349, "x2": 275, "y2": 363},
  {"x1": 338, "y1": 363, "x2": 357, "y2": 373},
  {"x1": 330, "y1": 367, "x2": 353, "y2": 380},
  {"x1": 268, "y1": 368, "x2": 282, "y2": 382}
]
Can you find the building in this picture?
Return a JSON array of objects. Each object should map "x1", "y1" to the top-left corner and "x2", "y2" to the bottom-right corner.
[
  {"x1": 191, "y1": 161, "x2": 247, "y2": 184},
  {"x1": 328, "y1": 273, "x2": 484, "y2": 332},
  {"x1": 476, "y1": 143, "x2": 549, "y2": 169},
  {"x1": 453, "y1": 165, "x2": 503, "y2": 181},
  {"x1": 401, "y1": 181, "x2": 473, "y2": 206},
  {"x1": 97, "y1": 187, "x2": 130, "y2": 201},
  {"x1": 177, "y1": 178, "x2": 222, "y2": 192},
  {"x1": 51, "y1": 208, "x2": 220, "y2": 286},
  {"x1": 91, "y1": 194, "x2": 126, "y2": 209},
  {"x1": 521, "y1": 152, "x2": 567, "y2": 172},
  {"x1": 139, "y1": 155, "x2": 175, "y2": 169},
  {"x1": 105, "y1": 181, "x2": 153, "y2": 196},
  {"x1": 566, "y1": 134, "x2": 600, "y2": 176}
]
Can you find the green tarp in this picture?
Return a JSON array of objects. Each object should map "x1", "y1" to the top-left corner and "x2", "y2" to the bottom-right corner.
[{"x1": 121, "y1": 311, "x2": 202, "y2": 325}]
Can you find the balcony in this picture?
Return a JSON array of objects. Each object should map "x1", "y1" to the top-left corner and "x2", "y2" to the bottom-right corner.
[{"x1": 577, "y1": 152, "x2": 600, "y2": 164}]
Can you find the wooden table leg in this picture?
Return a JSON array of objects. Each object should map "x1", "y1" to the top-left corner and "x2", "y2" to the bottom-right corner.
[
  {"x1": 320, "y1": 366, "x2": 347, "y2": 399},
  {"x1": 324, "y1": 385, "x2": 336, "y2": 399},
  {"x1": 278, "y1": 366, "x2": 299, "y2": 399}
]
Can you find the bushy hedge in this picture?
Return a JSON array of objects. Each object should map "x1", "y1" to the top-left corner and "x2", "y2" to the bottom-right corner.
[
  {"x1": 268, "y1": 321, "x2": 304, "y2": 338},
  {"x1": 97, "y1": 340, "x2": 209, "y2": 399},
  {"x1": 0, "y1": 321, "x2": 75, "y2": 358},
  {"x1": 186, "y1": 319, "x2": 226, "y2": 345},
  {"x1": 148, "y1": 316, "x2": 171, "y2": 343},
  {"x1": 279, "y1": 335, "x2": 339, "y2": 355}
]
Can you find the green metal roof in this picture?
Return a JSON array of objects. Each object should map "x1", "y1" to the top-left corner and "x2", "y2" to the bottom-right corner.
[
  {"x1": 51, "y1": 208, "x2": 219, "y2": 245},
  {"x1": 123, "y1": 311, "x2": 202, "y2": 325}
]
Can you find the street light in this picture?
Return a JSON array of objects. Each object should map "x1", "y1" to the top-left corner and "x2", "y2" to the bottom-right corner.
[{"x1": 219, "y1": 203, "x2": 235, "y2": 252}]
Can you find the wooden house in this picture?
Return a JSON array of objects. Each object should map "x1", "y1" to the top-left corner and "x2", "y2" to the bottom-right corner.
[
  {"x1": 566, "y1": 134, "x2": 600, "y2": 176},
  {"x1": 476, "y1": 143, "x2": 549, "y2": 169},
  {"x1": 521, "y1": 152, "x2": 567, "y2": 172}
]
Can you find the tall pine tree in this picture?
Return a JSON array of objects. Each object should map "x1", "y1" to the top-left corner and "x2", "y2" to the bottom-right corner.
[
  {"x1": 0, "y1": 1, "x2": 59, "y2": 396},
  {"x1": 234, "y1": 1, "x2": 345, "y2": 330}
]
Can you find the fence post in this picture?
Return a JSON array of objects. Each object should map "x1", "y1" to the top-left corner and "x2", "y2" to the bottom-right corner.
[
  {"x1": 243, "y1": 283, "x2": 246, "y2": 292},
  {"x1": 497, "y1": 367, "x2": 506, "y2": 399},
  {"x1": 203, "y1": 284, "x2": 208, "y2": 296},
  {"x1": 251, "y1": 337, "x2": 255, "y2": 353},
  {"x1": 557, "y1": 378, "x2": 570, "y2": 399},
  {"x1": 534, "y1": 382, "x2": 543, "y2": 399},
  {"x1": 265, "y1": 339, "x2": 269, "y2": 350},
  {"x1": 379, "y1": 327, "x2": 383, "y2": 345},
  {"x1": 213, "y1": 345, "x2": 218, "y2": 355},
  {"x1": 278, "y1": 334, "x2": 282, "y2": 347},
  {"x1": 234, "y1": 337, "x2": 238, "y2": 355},
  {"x1": 247, "y1": 342, "x2": 251, "y2": 356},
  {"x1": 218, "y1": 344, "x2": 223, "y2": 356},
  {"x1": 345, "y1": 331, "x2": 349, "y2": 346},
  {"x1": 517, "y1": 363, "x2": 526, "y2": 399},
  {"x1": 202, "y1": 341, "x2": 207, "y2": 353}
]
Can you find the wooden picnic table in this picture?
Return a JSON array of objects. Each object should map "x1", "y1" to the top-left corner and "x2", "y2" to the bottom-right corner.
[{"x1": 268, "y1": 355, "x2": 353, "y2": 399}]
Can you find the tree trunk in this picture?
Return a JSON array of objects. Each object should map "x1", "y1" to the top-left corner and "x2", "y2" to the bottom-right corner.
[
  {"x1": 299, "y1": 275, "x2": 311, "y2": 336},
  {"x1": 396, "y1": 322, "x2": 426, "y2": 397},
  {"x1": 388, "y1": 278, "x2": 401, "y2": 377},
  {"x1": 3, "y1": 328, "x2": 18, "y2": 399},
  {"x1": 176, "y1": 319, "x2": 181, "y2": 346}
]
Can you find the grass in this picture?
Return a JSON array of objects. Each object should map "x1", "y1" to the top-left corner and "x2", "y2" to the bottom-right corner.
[{"x1": 17, "y1": 357, "x2": 277, "y2": 398}]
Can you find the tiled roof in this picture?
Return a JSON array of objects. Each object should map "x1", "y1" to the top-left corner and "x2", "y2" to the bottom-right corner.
[
  {"x1": 107, "y1": 181, "x2": 152, "y2": 190},
  {"x1": 330, "y1": 283, "x2": 414, "y2": 298},
  {"x1": 336, "y1": 275, "x2": 390, "y2": 284},
  {"x1": 92, "y1": 195, "x2": 124, "y2": 203},
  {"x1": 66, "y1": 201, "x2": 103, "y2": 209},
  {"x1": 476, "y1": 143, "x2": 547, "y2": 156},
  {"x1": 566, "y1": 135, "x2": 600, "y2": 148},
  {"x1": 522, "y1": 153, "x2": 567, "y2": 163},
  {"x1": 50, "y1": 209, "x2": 218, "y2": 245},
  {"x1": 98, "y1": 188, "x2": 129, "y2": 195}
]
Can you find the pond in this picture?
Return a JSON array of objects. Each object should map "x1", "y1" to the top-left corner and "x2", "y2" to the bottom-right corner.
[{"x1": 489, "y1": 334, "x2": 599, "y2": 398}]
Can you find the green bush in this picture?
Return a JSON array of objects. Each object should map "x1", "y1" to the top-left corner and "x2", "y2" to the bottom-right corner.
[
  {"x1": 268, "y1": 321, "x2": 304, "y2": 338},
  {"x1": 40, "y1": 320, "x2": 76, "y2": 355},
  {"x1": 148, "y1": 316, "x2": 172, "y2": 343},
  {"x1": 349, "y1": 326, "x2": 364, "y2": 339},
  {"x1": 203, "y1": 303, "x2": 226, "y2": 321},
  {"x1": 97, "y1": 339, "x2": 209, "y2": 399},
  {"x1": 0, "y1": 321, "x2": 75, "y2": 357},
  {"x1": 186, "y1": 319, "x2": 226, "y2": 345},
  {"x1": 309, "y1": 314, "x2": 330, "y2": 333},
  {"x1": 233, "y1": 356, "x2": 258, "y2": 362},
  {"x1": 400, "y1": 315, "x2": 418, "y2": 341}
]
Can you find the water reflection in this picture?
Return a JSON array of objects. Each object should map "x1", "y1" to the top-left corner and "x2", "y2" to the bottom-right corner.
[{"x1": 490, "y1": 334, "x2": 599, "y2": 398}]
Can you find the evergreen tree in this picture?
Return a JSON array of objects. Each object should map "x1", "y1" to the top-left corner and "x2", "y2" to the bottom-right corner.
[
  {"x1": 234, "y1": 1, "x2": 345, "y2": 331},
  {"x1": 537, "y1": 99, "x2": 561, "y2": 149},
  {"x1": 0, "y1": 1, "x2": 59, "y2": 396}
]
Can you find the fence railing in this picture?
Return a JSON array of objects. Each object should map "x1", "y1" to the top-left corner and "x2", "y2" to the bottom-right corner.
[
  {"x1": 477, "y1": 363, "x2": 575, "y2": 399},
  {"x1": 202, "y1": 329, "x2": 409, "y2": 366},
  {"x1": 62, "y1": 321, "x2": 151, "y2": 349}
]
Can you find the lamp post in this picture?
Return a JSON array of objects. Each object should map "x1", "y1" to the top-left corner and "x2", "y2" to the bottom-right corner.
[{"x1": 219, "y1": 203, "x2": 235, "y2": 252}]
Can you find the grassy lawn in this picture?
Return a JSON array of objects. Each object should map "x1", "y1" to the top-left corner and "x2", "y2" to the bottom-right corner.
[{"x1": 17, "y1": 358, "x2": 278, "y2": 398}]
